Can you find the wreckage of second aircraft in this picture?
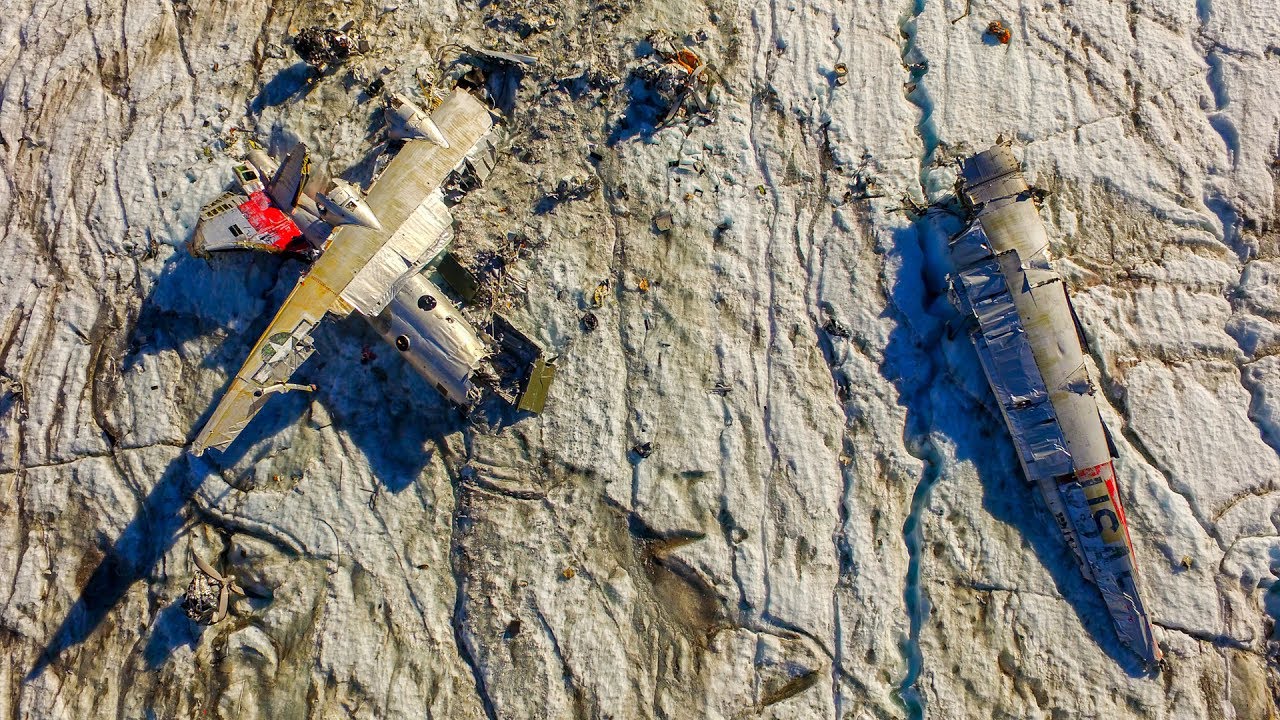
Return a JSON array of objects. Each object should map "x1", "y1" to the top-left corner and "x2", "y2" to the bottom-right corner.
[{"x1": 949, "y1": 144, "x2": 1161, "y2": 666}]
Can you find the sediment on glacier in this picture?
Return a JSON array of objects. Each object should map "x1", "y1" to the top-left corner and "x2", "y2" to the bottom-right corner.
[{"x1": 1, "y1": 0, "x2": 1278, "y2": 718}]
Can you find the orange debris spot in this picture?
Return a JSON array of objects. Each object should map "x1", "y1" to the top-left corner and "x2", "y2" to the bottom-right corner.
[
  {"x1": 672, "y1": 48, "x2": 701, "y2": 73},
  {"x1": 987, "y1": 21, "x2": 1011, "y2": 44}
]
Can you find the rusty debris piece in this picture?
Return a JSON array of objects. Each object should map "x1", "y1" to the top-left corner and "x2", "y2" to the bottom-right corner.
[
  {"x1": 834, "y1": 63, "x2": 849, "y2": 86},
  {"x1": 592, "y1": 280, "x2": 610, "y2": 307},
  {"x1": 986, "y1": 21, "x2": 1012, "y2": 45},
  {"x1": 672, "y1": 48, "x2": 702, "y2": 74},
  {"x1": 293, "y1": 25, "x2": 365, "y2": 69},
  {"x1": 641, "y1": 31, "x2": 717, "y2": 127}
]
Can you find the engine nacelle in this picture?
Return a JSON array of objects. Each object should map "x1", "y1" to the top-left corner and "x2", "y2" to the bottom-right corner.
[
  {"x1": 245, "y1": 148, "x2": 279, "y2": 179},
  {"x1": 385, "y1": 94, "x2": 450, "y2": 147},
  {"x1": 289, "y1": 204, "x2": 333, "y2": 249},
  {"x1": 366, "y1": 273, "x2": 489, "y2": 406},
  {"x1": 316, "y1": 180, "x2": 382, "y2": 230}
]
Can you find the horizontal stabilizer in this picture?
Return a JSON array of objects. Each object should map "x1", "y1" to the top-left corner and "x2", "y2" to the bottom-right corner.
[{"x1": 269, "y1": 143, "x2": 309, "y2": 211}]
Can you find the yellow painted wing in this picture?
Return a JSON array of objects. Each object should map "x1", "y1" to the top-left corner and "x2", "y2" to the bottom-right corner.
[{"x1": 190, "y1": 275, "x2": 337, "y2": 455}]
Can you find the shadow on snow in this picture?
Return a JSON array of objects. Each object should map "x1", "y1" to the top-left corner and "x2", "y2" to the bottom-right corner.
[{"x1": 28, "y1": 242, "x2": 471, "y2": 678}]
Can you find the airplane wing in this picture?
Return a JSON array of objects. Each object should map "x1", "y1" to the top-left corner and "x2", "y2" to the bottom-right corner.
[
  {"x1": 191, "y1": 90, "x2": 495, "y2": 455},
  {"x1": 190, "y1": 277, "x2": 334, "y2": 454}
]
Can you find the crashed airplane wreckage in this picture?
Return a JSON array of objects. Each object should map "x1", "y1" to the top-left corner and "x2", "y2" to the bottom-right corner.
[
  {"x1": 948, "y1": 145, "x2": 1161, "y2": 665},
  {"x1": 190, "y1": 90, "x2": 555, "y2": 456}
]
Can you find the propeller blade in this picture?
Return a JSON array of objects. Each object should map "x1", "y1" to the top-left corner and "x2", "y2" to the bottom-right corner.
[
  {"x1": 192, "y1": 551, "x2": 224, "y2": 583},
  {"x1": 215, "y1": 584, "x2": 230, "y2": 624}
]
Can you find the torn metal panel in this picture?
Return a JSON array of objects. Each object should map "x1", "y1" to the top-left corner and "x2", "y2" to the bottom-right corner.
[
  {"x1": 959, "y1": 144, "x2": 1022, "y2": 203},
  {"x1": 1060, "y1": 468, "x2": 1160, "y2": 663},
  {"x1": 340, "y1": 191, "x2": 455, "y2": 316},
  {"x1": 950, "y1": 143, "x2": 1161, "y2": 666},
  {"x1": 437, "y1": 253, "x2": 480, "y2": 303},
  {"x1": 443, "y1": 135, "x2": 499, "y2": 203},
  {"x1": 954, "y1": 246, "x2": 1073, "y2": 483},
  {"x1": 466, "y1": 45, "x2": 538, "y2": 65},
  {"x1": 961, "y1": 145, "x2": 1052, "y2": 266},
  {"x1": 517, "y1": 357, "x2": 556, "y2": 414},
  {"x1": 949, "y1": 222, "x2": 995, "y2": 269}
]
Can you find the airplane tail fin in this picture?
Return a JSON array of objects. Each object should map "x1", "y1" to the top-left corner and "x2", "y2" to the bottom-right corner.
[{"x1": 268, "y1": 143, "x2": 309, "y2": 210}]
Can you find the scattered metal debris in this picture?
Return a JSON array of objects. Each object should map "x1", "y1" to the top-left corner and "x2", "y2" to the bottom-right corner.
[
  {"x1": 653, "y1": 211, "x2": 673, "y2": 232},
  {"x1": 581, "y1": 312, "x2": 599, "y2": 333},
  {"x1": 184, "y1": 550, "x2": 246, "y2": 625},
  {"x1": 293, "y1": 24, "x2": 366, "y2": 69},
  {"x1": 710, "y1": 381, "x2": 731, "y2": 396},
  {"x1": 834, "y1": 63, "x2": 849, "y2": 86},
  {"x1": 552, "y1": 174, "x2": 601, "y2": 201},
  {"x1": 462, "y1": 237, "x2": 529, "y2": 316},
  {"x1": 633, "y1": 441, "x2": 655, "y2": 458},
  {"x1": 637, "y1": 31, "x2": 718, "y2": 127},
  {"x1": 843, "y1": 157, "x2": 885, "y2": 202},
  {"x1": 466, "y1": 45, "x2": 538, "y2": 66},
  {"x1": 823, "y1": 318, "x2": 851, "y2": 339},
  {"x1": 442, "y1": 135, "x2": 499, "y2": 202}
]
